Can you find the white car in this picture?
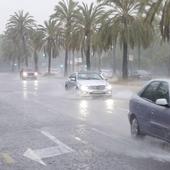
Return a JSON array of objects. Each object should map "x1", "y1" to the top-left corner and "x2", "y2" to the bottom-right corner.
[{"x1": 65, "y1": 72, "x2": 112, "y2": 96}]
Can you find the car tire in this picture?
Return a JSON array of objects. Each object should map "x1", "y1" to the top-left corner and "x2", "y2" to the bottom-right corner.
[
  {"x1": 65, "y1": 84, "x2": 69, "y2": 90},
  {"x1": 131, "y1": 117, "x2": 143, "y2": 138}
]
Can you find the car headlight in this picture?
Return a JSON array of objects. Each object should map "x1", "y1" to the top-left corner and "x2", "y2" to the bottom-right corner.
[
  {"x1": 23, "y1": 72, "x2": 28, "y2": 77},
  {"x1": 80, "y1": 85, "x2": 89, "y2": 91},
  {"x1": 106, "y1": 84, "x2": 112, "y2": 90},
  {"x1": 34, "y1": 72, "x2": 38, "y2": 76}
]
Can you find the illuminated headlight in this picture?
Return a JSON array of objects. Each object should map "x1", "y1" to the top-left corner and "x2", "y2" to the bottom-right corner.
[
  {"x1": 106, "y1": 84, "x2": 112, "y2": 90},
  {"x1": 34, "y1": 72, "x2": 38, "y2": 76},
  {"x1": 23, "y1": 72, "x2": 28, "y2": 77},
  {"x1": 80, "y1": 85, "x2": 89, "y2": 91}
]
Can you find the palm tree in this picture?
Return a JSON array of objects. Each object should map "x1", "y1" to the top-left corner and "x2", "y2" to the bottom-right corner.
[
  {"x1": 76, "y1": 3, "x2": 104, "y2": 70},
  {"x1": 0, "y1": 34, "x2": 18, "y2": 71},
  {"x1": 6, "y1": 10, "x2": 35, "y2": 68},
  {"x1": 5, "y1": 30, "x2": 21, "y2": 70},
  {"x1": 39, "y1": 20, "x2": 61, "y2": 74},
  {"x1": 51, "y1": 0, "x2": 79, "y2": 76},
  {"x1": 97, "y1": 0, "x2": 153, "y2": 79},
  {"x1": 145, "y1": 0, "x2": 170, "y2": 41},
  {"x1": 29, "y1": 29, "x2": 44, "y2": 71}
]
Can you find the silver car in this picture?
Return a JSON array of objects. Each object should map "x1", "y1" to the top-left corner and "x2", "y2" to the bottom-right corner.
[{"x1": 65, "y1": 72, "x2": 112, "y2": 96}]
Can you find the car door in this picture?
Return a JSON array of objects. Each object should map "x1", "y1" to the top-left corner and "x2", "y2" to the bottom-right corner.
[
  {"x1": 135, "y1": 81, "x2": 161, "y2": 134},
  {"x1": 149, "y1": 81, "x2": 170, "y2": 140}
]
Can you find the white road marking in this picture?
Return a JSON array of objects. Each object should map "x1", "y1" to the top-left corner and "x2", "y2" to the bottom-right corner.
[
  {"x1": 74, "y1": 136, "x2": 88, "y2": 145},
  {"x1": 24, "y1": 131, "x2": 74, "y2": 166},
  {"x1": 41, "y1": 130, "x2": 74, "y2": 152},
  {"x1": 24, "y1": 148, "x2": 46, "y2": 166}
]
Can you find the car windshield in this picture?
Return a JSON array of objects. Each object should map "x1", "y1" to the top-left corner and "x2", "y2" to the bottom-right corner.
[{"x1": 78, "y1": 73, "x2": 103, "y2": 80}]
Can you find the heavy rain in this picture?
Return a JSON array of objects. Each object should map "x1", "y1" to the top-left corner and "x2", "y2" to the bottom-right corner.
[{"x1": 0, "y1": 0, "x2": 170, "y2": 170}]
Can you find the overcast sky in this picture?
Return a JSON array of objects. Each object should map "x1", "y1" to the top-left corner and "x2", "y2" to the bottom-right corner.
[{"x1": 0, "y1": 0, "x2": 95, "y2": 33}]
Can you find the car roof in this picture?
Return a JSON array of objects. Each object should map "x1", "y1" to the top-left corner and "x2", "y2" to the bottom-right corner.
[
  {"x1": 72, "y1": 71, "x2": 100, "y2": 75},
  {"x1": 148, "y1": 79, "x2": 170, "y2": 84}
]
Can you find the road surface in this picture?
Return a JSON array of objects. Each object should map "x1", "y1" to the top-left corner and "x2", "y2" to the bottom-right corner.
[{"x1": 0, "y1": 73, "x2": 170, "y2": 170}]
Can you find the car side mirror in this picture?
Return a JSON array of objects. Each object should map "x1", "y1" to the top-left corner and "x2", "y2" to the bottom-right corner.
[{"x1": 156, "y1": 98, "x2": 169, "y2": 106}]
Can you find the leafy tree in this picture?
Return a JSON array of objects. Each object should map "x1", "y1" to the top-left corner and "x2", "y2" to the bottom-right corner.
[
  {"x1": 97, "y1": 0, "x2": 153, "y2": 79},
  {"x1": 29, "y1": 29, "x2": 44, "y2": 71},
  {"x1": 6, "y1": 10, "x2": 35, "y2": 68},
  {"x1": 40, "y1": 20, "x2": 61, "y2": 74},
  {"x1": 76, "y1": 3, "x2": 104, "y2": 70},
  {"x1": 51, "y1": 0, "x2": 79, "y2": 76}
]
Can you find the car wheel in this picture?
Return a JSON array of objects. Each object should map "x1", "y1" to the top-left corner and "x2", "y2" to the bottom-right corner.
[
  {"x1": 65, "y1": 84, "x2": 69, "y2": 90},
  {"x1": 131, "y1": 118, "x2": 142, "y2": 138}
]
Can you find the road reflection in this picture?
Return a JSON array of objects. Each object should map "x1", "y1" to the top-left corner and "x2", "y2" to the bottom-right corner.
[
  {"x1": 22, "y1": 80, "x2": 39, "y2": 98},
  {"x1": 105, "y1": 99, "x2": 115, "y2": 113},
  {"x1": 34, "y1": 80, "x2": 39, "y2": 91},
  {"x1": 22, "y1": 80, "x2": 28, "y2": 99},
  {"x1": 79, "y1": 100, "x2": 89, "y2": 120}
]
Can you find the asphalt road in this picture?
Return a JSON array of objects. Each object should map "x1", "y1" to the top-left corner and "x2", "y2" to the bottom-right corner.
[{"x1": 0, "y1": 73, "x2": 170, "y2": 170}]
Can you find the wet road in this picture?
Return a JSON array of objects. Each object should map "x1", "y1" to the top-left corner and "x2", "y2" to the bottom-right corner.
[{"x1": 0, "y1": 73, "x2": 170, "y2": 170}]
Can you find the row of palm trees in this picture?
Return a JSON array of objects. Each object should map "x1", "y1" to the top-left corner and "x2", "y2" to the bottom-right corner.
[{"x1": 1, "y1": 0, "x2": 170, "y2": 79}]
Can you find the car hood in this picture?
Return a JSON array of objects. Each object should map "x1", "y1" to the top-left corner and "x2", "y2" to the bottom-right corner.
[{"x1": 77, "y1": 80, "x2": 107, "y2": 86}]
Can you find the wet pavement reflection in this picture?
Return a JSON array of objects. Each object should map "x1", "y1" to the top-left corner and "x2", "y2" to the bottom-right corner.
[
  {"x1": 79, "y1": 100, "x2": 89, "y2": 121},
  {"x1": 22, "y1": 80, "x2": 39, "y2": 99}
]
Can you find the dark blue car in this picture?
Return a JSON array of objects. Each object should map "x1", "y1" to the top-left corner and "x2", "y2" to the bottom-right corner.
[{"x1": 129, "y1": 79, "x2": 170, "y2": 142}]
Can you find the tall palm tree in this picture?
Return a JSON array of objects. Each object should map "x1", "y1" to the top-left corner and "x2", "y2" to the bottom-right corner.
[
  {"x1": 39, "y1": 20, "x2": 61, "y2": 74},
  {"x1": 145, "y1": 0, "x2": 170, "y2": 41},
  {"x1": 97, "y1": 0, "x2": 153, "y2": 79},
  {"x1": 76, "y1": 3, "x2": 104, "y2": 70},
  {"x1": 5, "y1": 29, "x2": 21, "y2": 70},
  {"x1": 51, "y1": 0, "x2": 79, "y2": 76},
  {"x1": 29, "y1": 29, "x2": 44, "y2": 71},
  {"x1": 0, "y1": 34, "x2": 18, "y2": 71},
  {"x1": 6, "y1": 10, "x2": 35, "y2": 67}
]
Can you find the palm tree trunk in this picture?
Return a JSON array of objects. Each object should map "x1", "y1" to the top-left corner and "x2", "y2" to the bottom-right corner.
[
  {"x1": 122, "y1": 41, "x2": 128, "y2": 79},
  {"x1": 98, "y1": 53, "x2": 102, "y2": 71},
  {"x1": 48, "y1": 48, "x2": 52, "y2": 74},
  {"x1": 64, "y1": 47, "x2": 68, "y2": 76},
  {"x1": 167, "y1": 55, "x2": 170, "y2": 77},
  {"x1": 112, "y1": 45, "x2": 116, "y2": 74},
  {"x1": 34, "y1": 50, "x2": 38, "y2": 72},
  {"x1": 10, "y1": 56, "x2": 14, "y2": 72},
  {"x1": 17, "y1": 55, "x2": 21, "y2": 70},
  {"x1": 138, "y1": 46, "x2": 141, "y2": 69},
  {"x1": 22, "y1": 36, "x2": 28, "y2": 67},
  {"x1": 72, "y1": 52, "x2": 75, "y2": 72},
  {"x1": 86, "y1": 35, "x2": 91, "y2": 70}
]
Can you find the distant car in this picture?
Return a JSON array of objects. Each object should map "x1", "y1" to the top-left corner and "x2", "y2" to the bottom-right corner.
[
  {"x1": 20, "y1": 68, "x2": 38, "y2": 80},
  {"x1": 100, "y1": 69, "x2": 113, "y2": 79},
  {"x1": 132, "y1": 70, "x2": 152, "y2": 80},
  {"x1": 129, "y1": 79, "x2": 170, "y2": 142},
  {"x1": 65, "y1": 72, "x2": 112, "y2": 96}
]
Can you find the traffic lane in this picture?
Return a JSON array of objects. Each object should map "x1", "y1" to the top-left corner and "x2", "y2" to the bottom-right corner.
[
  {"x1": 18, "y1": 79, "x2": 170, "y2": 169},
  {"x1": 0, "y1": 77, "x2": 170, "y2": 169},
  {"x1": 22, "y1": 93, "x2": 170, "y2": 165},
  {"x1": 1, "y1": 101, "x2": 170, "y2": 170}
]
